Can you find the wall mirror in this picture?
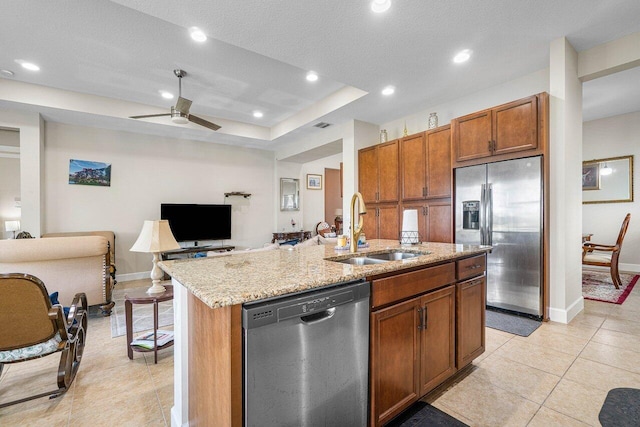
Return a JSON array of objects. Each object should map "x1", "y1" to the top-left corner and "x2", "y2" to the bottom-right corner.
[
  {"x1": 582, "y1": 155, "x2": 634, "y2": 204},
  {"x1": 280, "y1": 178, "x2": 300, "y2": 211}
]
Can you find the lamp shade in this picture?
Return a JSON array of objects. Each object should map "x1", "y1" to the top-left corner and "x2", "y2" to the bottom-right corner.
[
  {"x1": 334, "y1": 208, "x2": 343, "y2": 217},
  {"x1": 130, "y1": 220, "x2": 180, "y2": 253},
  {"x1": 5, "y1": 220, "x2": 20, "y2": 232}
]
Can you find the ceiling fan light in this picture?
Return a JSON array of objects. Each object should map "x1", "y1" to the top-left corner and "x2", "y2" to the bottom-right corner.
[
  {"x1": 371, "y1": 0, "x2": 391, "y2": 13},
  {"x1": 171, "y1": 115, "x2": 189, "y2": 125},
  {"x1": 189, "y1": 27, "x2": 207, "y2": 43}
]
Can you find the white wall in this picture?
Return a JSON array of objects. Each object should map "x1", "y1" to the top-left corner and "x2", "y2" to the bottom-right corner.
[
  {"x1": 301, "y1": 153, "x2": 342, "y2": 232},
  {"x1": 43, "y1": 122, "x2": 275, "y2": 278},
  {"x1": 583, "y1": 111, "x2": 640, "y2": 271}
]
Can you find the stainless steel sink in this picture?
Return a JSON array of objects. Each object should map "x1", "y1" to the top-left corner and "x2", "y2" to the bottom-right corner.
[
  {"x1": 367, "y1": 252, "x2": 420, "y2": 261},
  {"x1": 327, "y1": 250, "x2": 428, "y2": 265},
  {"x1": 334, "y1": 256, "x2": 388, "y2": 265}
]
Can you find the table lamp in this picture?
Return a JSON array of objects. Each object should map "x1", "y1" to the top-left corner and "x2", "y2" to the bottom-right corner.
[
  {"x1": 5, "y1": 220, "x2": 20, "y2": 239},
  {"x1": 130, "y1": 220, "x2": 180, "y2": 294}
]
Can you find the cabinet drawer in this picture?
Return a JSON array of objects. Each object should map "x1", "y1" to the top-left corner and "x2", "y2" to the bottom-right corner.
[
  {"x1": 456, "y1": 254, "x2": 486, "y2": 281},
  {"x1": 372, "y1": 263, "x2": 456, "y2": 309}
]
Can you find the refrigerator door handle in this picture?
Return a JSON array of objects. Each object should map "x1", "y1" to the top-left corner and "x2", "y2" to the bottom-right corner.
[
  {"x1": 480, "y1": 184, "x2": 486, "y2": 245},
  {"x1": 487, "y1": 184, "x2": 493, "y2": 246}
]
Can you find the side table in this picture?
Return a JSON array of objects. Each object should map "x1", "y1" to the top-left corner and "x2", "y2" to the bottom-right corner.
[{"x1": 125, "y1": 284, "x2": 174, "y2": 364}]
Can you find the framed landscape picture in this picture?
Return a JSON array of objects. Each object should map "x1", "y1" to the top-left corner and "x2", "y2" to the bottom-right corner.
[
  {"x1": 69, "y1": 159, "x2": 112, "y2": 187},
  {"x1": 582, "y1": 162, "x2": 599, "y2": 191},
  {"x1": 306, "y1": 174, "x2": 322, "y2": 190}
]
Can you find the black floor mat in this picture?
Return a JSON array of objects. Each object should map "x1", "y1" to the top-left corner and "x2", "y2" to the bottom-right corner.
[
  {"x1": 599, "y1": 388, "x2": 640, "y2": 426},
  {"x1": 485, "y1": 309, "x2": 541, "y2": 337},
  {"x1": 385, "y1": 401, "x2": 468, "y2": 427}
]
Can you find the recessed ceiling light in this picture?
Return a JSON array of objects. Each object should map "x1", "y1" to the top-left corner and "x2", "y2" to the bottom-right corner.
[
  {"x1": 189, "y1": 27, "x2": 207, "y2": 43},
  {"x1": 453, "y1": 49, "x2": 472, "y2": 64},
  {"x1": 15, "y1": 59, "x2": 40, "y2": 71},
  {"x1": 371, "y1": 0, "x2": 391, "y2": 13},
  {"x1": 0, "y1": 69, "x2": 15, "y2": 77},
  {"x1": 306, "y1": 71, "x2": 318, "y2": 82},
  {"x1": 381, "y1": 86, "x2": 395, "y2": 96},
  {"x1": 159, "y1": 91, "x2": 174, "y2": 99},
  {"x1": 253, "y1": 111, "x2": 264, "y2": 118}
]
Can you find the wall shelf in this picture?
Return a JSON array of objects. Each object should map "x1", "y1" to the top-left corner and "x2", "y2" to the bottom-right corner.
[{"x1": 224, "y1": 192, "x2": 251, "y2": 199}]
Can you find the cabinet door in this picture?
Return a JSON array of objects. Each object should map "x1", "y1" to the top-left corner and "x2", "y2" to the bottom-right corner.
[
  {"x1": 419, "y1": 285, "x2": 456, "y2": 396},
  {"x1": 363, "y1": 205, "x2": 379, "y2": 239},
  {"x1": 371, "y1": 297, "x2": 421, "y2": 426},
  {"x1": 492, "y1": 95, "x2": 538, "y2": 156},
  {"x1": 402, "y1": 203, "x2": 428, "y2": 243},
  {"x1": 456, "y1": 275, "x2": 486, "y2": 368},
  {"x1": 426, "y1": 126, "x2": 451, "y2": 198},
  {"x1": 378, "y1": 141, "x2": 399, "y2": 203},
  {"x1": 426, "y1": 201, "x2": 452, "y2": 243},
  {"x1": 378, "y1": 204, "x2": 400, "y2": 240},
  {"x1": 401, "y1": 133, "x2": 426, "y2": 201},
  {"x1": 359, "y1": 146, "x2": 379, "y2": 204},
  {"x1": 453, "y1": 109, "x2": 492, "y2": 162}
]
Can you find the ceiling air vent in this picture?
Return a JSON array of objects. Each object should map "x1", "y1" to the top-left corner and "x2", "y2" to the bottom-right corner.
[{"x1": 313, "y1": 122, "x2": 332, "y2": 129}]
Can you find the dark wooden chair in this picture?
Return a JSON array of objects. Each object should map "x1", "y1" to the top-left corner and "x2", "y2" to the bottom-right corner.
[
  {"x1": 582, "y1": 213, "x2": 631, "y2": 289},
  {"x1": 0, "y1": 273, "x2": 87, "y2": 408}
]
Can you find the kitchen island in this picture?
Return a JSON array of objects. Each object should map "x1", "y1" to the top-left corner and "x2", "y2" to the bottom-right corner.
[{"x1": 160, "y1": 239, "x2": 490, "y2": 427}]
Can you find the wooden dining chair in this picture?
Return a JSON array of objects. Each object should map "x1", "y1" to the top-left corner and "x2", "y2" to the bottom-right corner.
[
  {"x1": 0, "y1": 273, "x2": 87, "y2": 408},
  {"x1": 582, "y1": 213, "x2": 631, "y2": 289}
]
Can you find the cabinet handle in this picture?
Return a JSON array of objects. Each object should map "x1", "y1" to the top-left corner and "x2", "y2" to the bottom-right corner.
[
  {"x1": 417, "y1": 307, "x2": 424, "y2": 330},
  {"x1": 465, "y1": 264, "x2": 483, "y2": 270},
  {"x1": 425, "y1": 206, "x2": 429, "y2": 215},
  {"x1": 423, "y1": 306, "x2": 428, "y2": 329},
  {"x1": 376, "y1": 191, "x2": 379, "y2": 201},
  {"x1": 425, "y1": 185, "x2": 428, "y2": 196},
  {"x1": 422, "y1": 187, "x2": 427, "y2": 197},
  {"x1": 488, "y1": 140, "x2": 492, "y2": 152}
]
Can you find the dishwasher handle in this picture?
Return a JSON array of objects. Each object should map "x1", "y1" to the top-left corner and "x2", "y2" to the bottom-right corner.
[{"x1": 300, "y1": 307, "x2": 336, "y2": 324}]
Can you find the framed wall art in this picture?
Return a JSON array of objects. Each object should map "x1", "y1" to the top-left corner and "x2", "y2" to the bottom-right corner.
[
  {"x1": 306, "y1": 174, "x2": 322, "y2": 190},
  {"x1": 69, "y1": 159, "x2": 111, "y2": 187}
]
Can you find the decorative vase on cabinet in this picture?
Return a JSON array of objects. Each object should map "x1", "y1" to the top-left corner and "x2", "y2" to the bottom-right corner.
[{"x1": 428, "y1": 113, "x2": 438, "y2": 129}]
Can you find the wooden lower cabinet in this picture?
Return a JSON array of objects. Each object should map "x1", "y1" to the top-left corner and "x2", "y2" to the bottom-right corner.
[
  {"x1": 402, "y1": 201, "x2": 452, "y2": 243},
  {"x1": 456, "y1": 275, "x2": 486, "y2": 368},
  {"x1": 419, "y1": 285, "x2": 456, "y2": 396},
  {"x1": 363, "y1": 204, "x2": 400, "y2": 240},
  {"x1": 370, "y1": 285, "x2": 456, "y2": 426},
  {"x1": 370, "y1": 297, "x2": 421, "y2": 426}
]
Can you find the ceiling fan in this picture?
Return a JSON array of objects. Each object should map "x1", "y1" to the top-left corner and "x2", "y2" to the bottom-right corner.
[{"x1": 130, "y1": 69, "x2": 221, "y2": 131}]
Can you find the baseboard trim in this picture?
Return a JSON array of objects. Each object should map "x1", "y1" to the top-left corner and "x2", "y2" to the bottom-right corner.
[
  {"x1": 116, "y1": 271, "x2": 151, "y2": 282},
  {"x1": 171, "y1": 406, "x2": 188, "y2": 427},
  {"x1": 548, "y1": 295, "x2": 584, "y2": 324}
]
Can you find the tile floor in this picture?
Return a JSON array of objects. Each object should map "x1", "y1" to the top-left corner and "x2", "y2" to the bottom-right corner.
[{"x1": 2, "y1": 276, "x2": 639, "y2": 426}]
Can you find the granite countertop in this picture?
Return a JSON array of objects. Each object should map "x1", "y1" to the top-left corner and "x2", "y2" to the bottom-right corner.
[{"x1": 159, "y1": 239, "x2": 491, "y2": 309}]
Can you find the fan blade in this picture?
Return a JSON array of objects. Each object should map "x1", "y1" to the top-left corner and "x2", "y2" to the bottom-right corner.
[
  {"x1": 189, "y1": 115, "x2": 221, "y2": 131},
  {"x1": 129, "y1": 113, "x2": 171, "y2": 119},
  {"x1": 175, "y1": 97, "x2": 192, "y2": 115}
]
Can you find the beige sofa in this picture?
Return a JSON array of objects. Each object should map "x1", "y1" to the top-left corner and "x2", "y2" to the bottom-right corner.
[{"x1": 0, "y1": 235, "x2": 114, "y2": 315}]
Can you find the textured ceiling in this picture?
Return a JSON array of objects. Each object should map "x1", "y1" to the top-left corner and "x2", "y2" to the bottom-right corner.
[{"x1": 1, "y1": 0, "x2": 640, "y2": 151}]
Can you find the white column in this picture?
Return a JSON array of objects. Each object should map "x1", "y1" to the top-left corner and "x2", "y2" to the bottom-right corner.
[
  {"x1": 548, "y1": 37, "x2": 584, "y2": 323},
  {"x1": 171, "y1": 279, "x2": 190, "y2": 427}
]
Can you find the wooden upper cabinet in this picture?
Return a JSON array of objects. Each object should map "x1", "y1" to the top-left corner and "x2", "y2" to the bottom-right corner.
[
  {"x1": 401, "y1": 127, "x2": 451, "y2": 202},
  {"x1": 426, "y1": 126, "x2": 452, "y2": 198},
  {"x1": 363, "y1": 204, "x2": 400, "y2": 240},
  {"x1": 453, "y1": 110, "x2": 492, "y2": 162},
  {"x1": 378, "y1": 141, "x2": 399, "y2": 203},
  {"x1": 401, "y1": 133, "x2": 426, "y2": 201},
  {"x1": 359, "y1": 146, "x2": 379, "y2": 204},
  {"x1": 402, "y1": 201, "x2": 452, "y2": 244},
  {"x1": 453, "y1": 94, "x2": 539, "y2": 164},
  {"x1": 358, "y1": 140, "x2": 399, "y2": 204},
  {"x1": 493, "y1": 95, "x2": 538, "y2": 156}
]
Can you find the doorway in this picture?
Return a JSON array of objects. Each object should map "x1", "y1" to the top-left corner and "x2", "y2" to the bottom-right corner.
[{"x1": 324, "y1": 167, "x2": 342, "y2": 233}]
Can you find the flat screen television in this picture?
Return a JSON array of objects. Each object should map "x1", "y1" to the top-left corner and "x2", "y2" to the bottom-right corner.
[{"x1": 161, "y1": 203, "x2": 231, "y2": 242}]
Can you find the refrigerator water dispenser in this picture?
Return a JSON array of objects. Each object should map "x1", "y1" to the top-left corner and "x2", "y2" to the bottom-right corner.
[{"x1": 462, "y1": 201, "x2": 480, "y2": 230}]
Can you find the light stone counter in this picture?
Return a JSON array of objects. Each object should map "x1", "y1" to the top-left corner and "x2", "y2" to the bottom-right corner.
[{"x1": 159, "y1": 239, "x2": 490, "y2": 309}]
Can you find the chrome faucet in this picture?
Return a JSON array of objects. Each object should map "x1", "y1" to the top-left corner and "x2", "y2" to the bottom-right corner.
[{"x1": 350, "y1": 192, "x2": 367, "y2": 253}]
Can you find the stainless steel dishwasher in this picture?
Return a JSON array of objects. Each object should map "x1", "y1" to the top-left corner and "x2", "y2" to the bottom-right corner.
[{"x1": 243, "y1": 279, "x2": 370, "y2": 427}]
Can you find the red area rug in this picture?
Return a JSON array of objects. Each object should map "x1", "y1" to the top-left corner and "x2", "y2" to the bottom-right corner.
[{"x1": 582, "y1": 270, "x2": 639, "y2": 304}]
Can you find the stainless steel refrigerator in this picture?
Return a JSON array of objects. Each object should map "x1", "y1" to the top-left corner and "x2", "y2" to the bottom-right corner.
[{"x1": 455, "y1": 156, "x2": 543, "y2": 318}]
